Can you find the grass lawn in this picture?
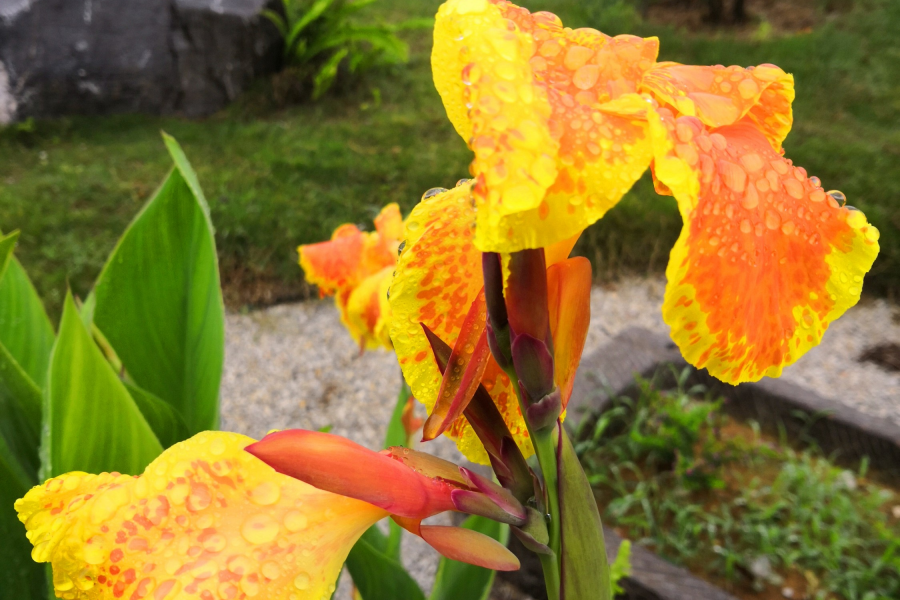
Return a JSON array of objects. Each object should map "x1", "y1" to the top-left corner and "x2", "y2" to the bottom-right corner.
[{"x1": 0, "y1": 0, "x2": 898, "y2": 318}]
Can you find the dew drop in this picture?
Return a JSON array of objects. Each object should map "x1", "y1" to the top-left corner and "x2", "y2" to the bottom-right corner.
[
  {"x1": 294, "y1": 573, "x2": 311, "y2": 590},
  {"x1": 456, "y1": 178, "x2": 472, "y2": 187},
  {"x1": 422, "y1": 188, "x2": 448, "y2": 200},
  {"x1": 765, "y1": 210, "x2": 781, "y2": 230},
  {"x1": 250, "y1": 482, "x2": 280, "y2": 506},
  {"x1": 241, "y1": 514, "x2": 280, "y2": 545},
  {"x1": 827, "y1": 190, "x2": 846, "y2": 207},
  {"x1": 809, "y1": 176, "x2": 821, "y2": 188},
  {"x1": 261, "y1": 561, "x2": 281, "y2": 580},
  {"x1": 284, "y1": 510, "x2": 308, "y2": 532}
]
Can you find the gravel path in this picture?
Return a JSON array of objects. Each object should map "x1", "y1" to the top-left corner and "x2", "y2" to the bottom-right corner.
[{"x1": 220, "y1": 277, "x2": 900, "y2": 597}]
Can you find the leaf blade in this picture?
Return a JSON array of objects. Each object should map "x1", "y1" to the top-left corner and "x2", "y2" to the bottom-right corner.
[
  {"x1": 92, "y1": 137, "x2": 224, "y2": 434},
  {"x1": 345, "y1": 532, "x2": 425, "y2": 600},
  {"x1": 42, "y1": 292, "x2": 163, "y2": 478}
]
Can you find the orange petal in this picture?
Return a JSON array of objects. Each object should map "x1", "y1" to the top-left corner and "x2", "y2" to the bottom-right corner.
[
  {"x1": 546, "y1": 257, "x2": 593, "y2": 403},
  {"x1": 641, "y1": 62, "x2": 794, "y2": 151},
  {"x1": 374, "y1": 203, "x2": 404, "y2": 250},
  {"x1": 423, "y1": 289, "x2": 491, "y2": 441},
  {"x1": 420, "y1": 525, "x2": 520, "y2": 571},
  {"x1": 15, "y1": 432, "x2": 387, "y2": 600},
  {"x1": 298, "y1": 224, "x2": 366, "y2": 295},
  {"x1": 343, "y1": 266, "x2": 394, "y2": 350},
  {"x1": 246, "y1": 430, "x2": 458, "y2": 519},
  {"x1": 544, "y1": 232, "x2": 581, "y2": 267},
  {"x1": 652, "y1": 120, "x2": 880, "y2": 383},
  {"x1": 389, "y1": 186, "x2": 530, "y2": 464},
  {"x1": 433, "y1": 0, "x2": 658, "y2": 252}
]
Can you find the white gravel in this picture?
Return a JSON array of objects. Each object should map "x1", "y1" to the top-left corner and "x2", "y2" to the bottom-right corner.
[{"x1": 219, "y1": 277, "x2": 900, "y2": 598}]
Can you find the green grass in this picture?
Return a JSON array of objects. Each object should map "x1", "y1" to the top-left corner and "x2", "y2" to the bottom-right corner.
[
  {"x1": 1, "y1": 0, "x2": 898, "y2": 319},
  {"x1": 574, "y1": 370, "x2": 900, "y2": 599}
]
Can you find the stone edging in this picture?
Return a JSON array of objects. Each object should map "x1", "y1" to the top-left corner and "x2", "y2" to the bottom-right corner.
[
  {"x1": 501, "y1": 326, "x2": 900, "y2": 599},
  {"x1": 569, "y1": 327, "x2": 900, "y2": 476}
]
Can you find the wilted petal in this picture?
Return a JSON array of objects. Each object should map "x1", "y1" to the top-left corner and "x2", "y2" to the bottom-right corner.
[
  {"x1": 651, "y1": 119, "x2": 880, "y2": 383},
  {"x1": 546, "y1": 257, "x2": 592, "y2": 403},
  {"x1": 433, "y1": 0, "x2": 658, "y2": 252},
  {"x1": 641, "y1": 62, "x2": 794, "y2": 151},
  {"x1": 389, "y1": 186, "x2": 529, "y2": 464},
  {"x1": 246, "y1": 430, "x2": 458, "y2": 519},
  {"x1": 15, "y1": 432, "x2": 386, "y2": 600}
]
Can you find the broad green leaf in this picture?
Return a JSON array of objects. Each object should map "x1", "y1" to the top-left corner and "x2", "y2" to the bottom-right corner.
[
  {"x1": 346, "y1": 529, "x2": 425, "y2": 600},
  {"x1": 0, "y1": 231, "x2": 55, "y2": 389},
  {"x1": 558, "y1": 427, "x2": 610, "y2": 600},
  {"x1": 429, "y1": 515, "x2": 508, "y2": 600},
  {"x1": 0, "y1": 341, "x2": 41, "y2": 479},
  {"x1": 0, "y1": 438, "x2": 46, "y2": 600},
  {"x1": 92, "y1": 135, "x2": 224, "y2": 434},
  {"x1": 124, "y1": 382, "x2": 191, "y2": 449},
  {"x1": 42, "y1": 292, "x2": 163, "y2": 478}
]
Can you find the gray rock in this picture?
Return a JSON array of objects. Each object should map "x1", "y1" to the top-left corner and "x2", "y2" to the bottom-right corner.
[{"x1": 0, "y1": 0, "x2": 282, "y2": 123}]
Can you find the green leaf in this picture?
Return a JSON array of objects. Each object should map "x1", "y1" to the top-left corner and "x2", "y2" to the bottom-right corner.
[
  {"x1": 92, "y1": 135, "x2": 224, "y2": 434},
  {"x1": 313, "y1": 47, "x2": 350, "y2": 99},
  {"x1": 0, "y1": 438, "x2": 46, "y2": 600},
  {"x1": 124, "y1": 382, "x2": 191, "y2": 449},
  {"x1": 609, "y1": 540, "x2": 632, "y2": 596},
  {"x1": 346, "y1": 529, "x2": 425, "y2": 600},
  {"x1": 42, "y1": 292, "x2": 163, "y2": 478},
  {"x1": 0, "y1": 341, "x2": 41, "y2": 480},
  {"x1": 383, "y1": 382, "x2": 411, "y2": 449},
  {"x1": 429, "y1": 515, "x2": 508, "y2": 600},
  {"x1": 558, "y1": 427, "x2": 610, "y2": 600},
  {"x1": 0, "y1": 231, "x2": 55, "y2": 389}
]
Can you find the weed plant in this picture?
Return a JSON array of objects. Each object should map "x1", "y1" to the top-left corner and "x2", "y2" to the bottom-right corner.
[{"x1": 575, "y1": 369, "x2": 900, "y2": 599}]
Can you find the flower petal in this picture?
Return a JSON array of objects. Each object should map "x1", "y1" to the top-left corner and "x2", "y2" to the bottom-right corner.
[
  {"x1": 374, "y1": 203, "x2": 404, "y2": 251},
  {"x1": 434, "y1": 0, "x2": 658, "y2": 252},
  {"x1": 546, "y1": 257, "x2": 592, "y2": 403},
  {"x1": 420, "y1": 525, "x2": 520, "y2": 571},
  {"x1": 423, "y1": 289, "x2": 491, "y2": 441},
  {"x1": 245, "y1": 430, "x2": 458, "y2": 519},
  {"x1": 641, "y1": 62, "x2": 794, "y2": 151},
  {"x1": 15, "y1": 431, "x2": 386, "y2": 600},
  {"x1": 653, "y1": 120, "x2": 880, "y2": 383},
  {"x1": 389, "y1": 186, "x2": 529, "y2": 464},
  {"x1": 344, "y1": 266, "x2": 394, "y2": 350},
  {"x1": 298, "y1": 224, "x2": 366, "y2": 296}
]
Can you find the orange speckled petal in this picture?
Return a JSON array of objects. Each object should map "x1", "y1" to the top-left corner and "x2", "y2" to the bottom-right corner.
[
  {"x1": 344, "y1": 266, "x2": 394, "y2": 350},
  {"x1": 15, "y1": 431, "x2": 387, "y2": 600},
  {"x1": 423, "y1": 289, "x2": 490, "y2": 441},
  {"x1": 654, "y1": 121, "x2": 880, "y2": 384},
  {"x1": 434, "y1": 0, "x2": 658, "y2": 252},
  {"x1": 546, "y1": 257, "x2": 592, "y2": 403},
  {"x1": 298, "y1": 225, "x2": 365, "y2": 295},
  {"x1": 641, "y1": 62, "x2": 794, "y2": 151},
  {"x1": 389, "y1": 185, "x2": 530, "y2": 464}
]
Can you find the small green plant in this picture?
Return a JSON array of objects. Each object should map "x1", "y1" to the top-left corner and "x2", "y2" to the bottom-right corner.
[
  {"x1": 576, "y1": 371, "x2": 900, "y2": 599},
  {"x1": 263, "y1": 0, "x2": 430, "y2": 98}
]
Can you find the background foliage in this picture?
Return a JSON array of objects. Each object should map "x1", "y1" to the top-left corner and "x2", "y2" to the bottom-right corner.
[{"x1": 1, "y1": 0, "x2": 897, "y2": 318}]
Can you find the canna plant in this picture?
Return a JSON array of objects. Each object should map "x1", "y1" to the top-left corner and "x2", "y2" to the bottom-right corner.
[{"x1": 13, "y1": 1, "x2": 882, "y2": 600}]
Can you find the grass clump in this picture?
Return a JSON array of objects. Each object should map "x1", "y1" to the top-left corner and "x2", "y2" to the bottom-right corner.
[{"x1": 575, "y1": 369, "x2": 900, "y2": 599}]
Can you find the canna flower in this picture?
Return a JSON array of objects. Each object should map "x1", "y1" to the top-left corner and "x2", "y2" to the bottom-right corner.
[
  {"x1": 299, "y1": 204, "x2": 404, "y2": 350},
  {"x1": 16, "y1": 431, "x2": 518, "y2": 600},
  {"x1": 427, "y1": 0, "x2": 880, "y2": 384},
  {"x1": 388, "y1": 185, "x2": 592, "y2": 463}
]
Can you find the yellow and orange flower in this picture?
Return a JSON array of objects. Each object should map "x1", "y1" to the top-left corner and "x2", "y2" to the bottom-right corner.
[
  {"x1": 299, "y1": 204, "x2": 404, "y2": 350},
  {"x1": 388, "y1": 186, "x2": 591, "y2": 463},
  {"x1": 16, "y1": 430, "x2": 517, "y2": 600},
  {"x1": 423, "y1": 0, "x2": 879, "y2": 385}
]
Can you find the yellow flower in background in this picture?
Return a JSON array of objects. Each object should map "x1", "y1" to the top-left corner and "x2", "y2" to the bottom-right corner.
[
  {"x1": 428, "y1": 0, "x2": 880, "y2": 384},
  {"x1": 15, "y1": 432, "x2": 386, "y2": 600},
  {"x1": 298, "y1": 204, "x2": 403, "y2": 350}
]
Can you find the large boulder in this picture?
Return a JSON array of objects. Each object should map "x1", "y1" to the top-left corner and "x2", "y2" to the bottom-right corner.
[{"x1": 0, "y1": 0, "x2": 282, "y2": 123}]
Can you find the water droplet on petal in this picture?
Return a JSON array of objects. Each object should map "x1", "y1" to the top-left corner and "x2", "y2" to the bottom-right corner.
[
  {"x1": 241, "y1": 514, "x2": 280, "y2": 545},
  {"x1": 294, "y1": 573, "x2": 311, "y2": 590},
  {"x1": 827, "y1": 190, "x2": 846, "y2": 207},
  {"x1": 422, "y1": 188, "x2": 448, "y2": 200}
]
